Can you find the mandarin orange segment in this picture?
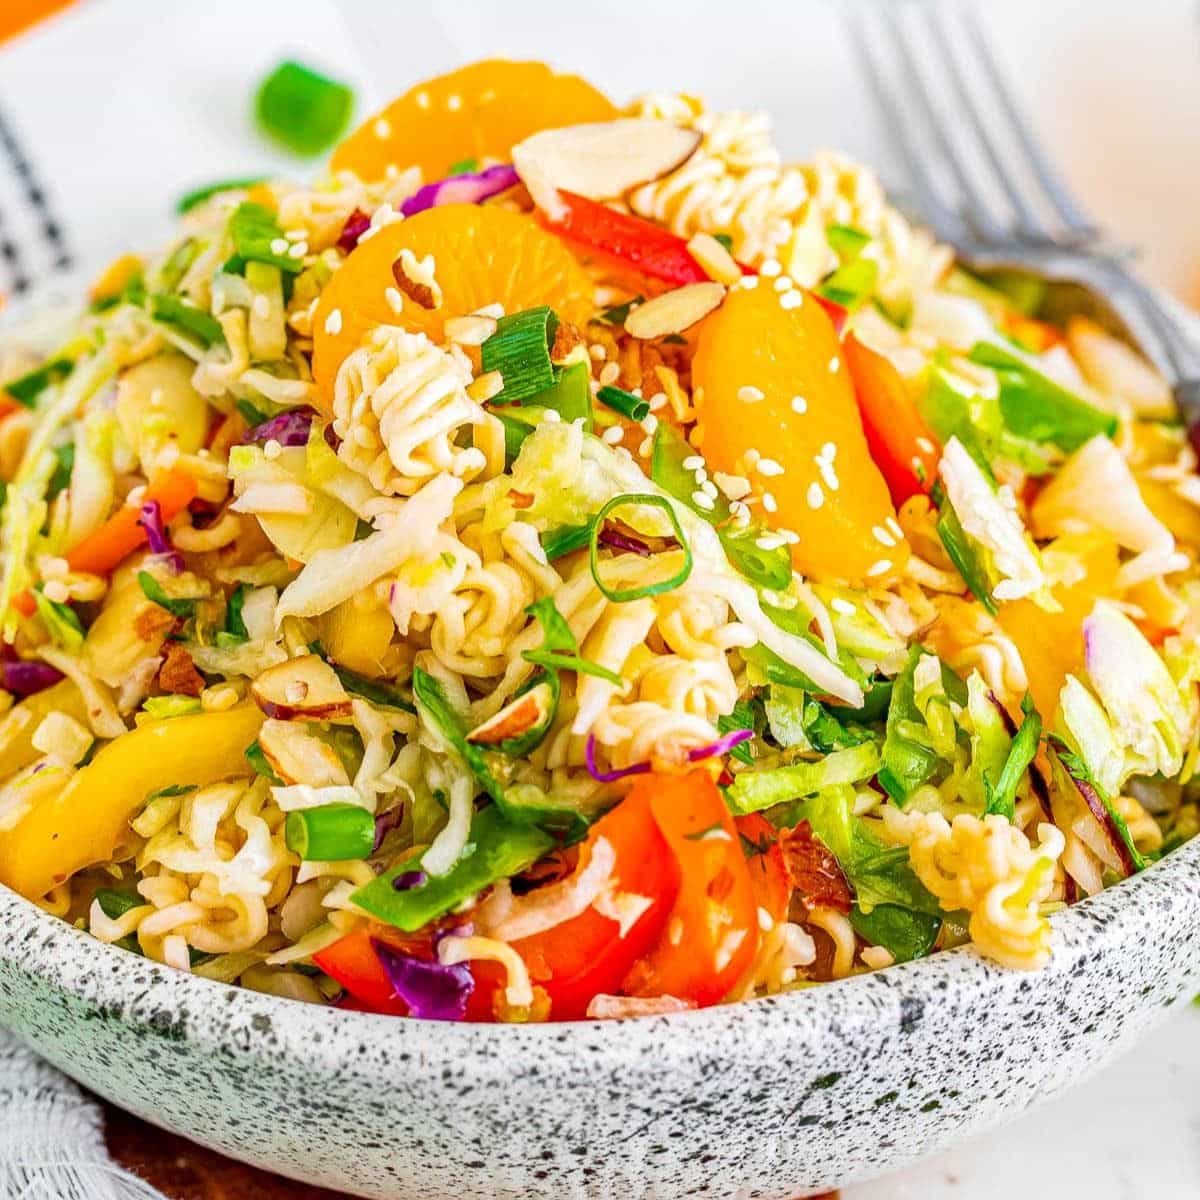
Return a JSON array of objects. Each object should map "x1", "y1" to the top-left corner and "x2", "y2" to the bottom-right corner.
[
  {"x1": 331, "y1": 59, "x2": 618, "y2": 183},
  {"x1": 311, "y1": 204, "x2": 594, "y2": 402},
  {"x1": 693, "y1": 280, "x2": 908, "y2": 585}
]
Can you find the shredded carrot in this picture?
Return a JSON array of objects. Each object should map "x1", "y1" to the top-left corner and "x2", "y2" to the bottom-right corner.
[
  {"x1": 65, "y1": 467, "x2": 198, "y2": 575},
  {"x1": 0, "y1": 394, "x2": 21, "y2": 422},
  {"x1": 12, "y1": 590, "x2": 35, "y2": 618}
]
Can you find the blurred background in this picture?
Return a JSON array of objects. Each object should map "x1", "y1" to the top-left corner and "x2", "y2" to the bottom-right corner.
[{"x1": 0, "y1": 2, "x2": 1197, "y2": 1198}]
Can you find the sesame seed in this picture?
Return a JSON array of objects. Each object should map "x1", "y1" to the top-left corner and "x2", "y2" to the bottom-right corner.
[
  {"x1": 756, "y1": 457, "x2": 785, "y2": 477},
  {"x1": 762, "y1": 492, "x2": 778, "y2": 514},
  {"x1": 288, "y1": 241, "x2": 308, "y2": 259},
  {"x1": 886, "y1": 516, "x2": 904, "y2": 538},
  {"x1": 739, "y1": 276, "x2": 760, "y2": 289},
  {"x1": 829, "y1": 355, "x2": 840, "y2": 373},
  {"x1": 791, "y1": 395, "x2": 808, "y2": 414},
  {"x1": 43, "y1": 581, "x2": 69, "y2": 603},
  {"x1": 820, "y1": 442, "x2": 836, "y2": 461},
  {"x1": 831, "y1": 597, "x2": 856, "y2": 615},
  {"x1": 263, "y1": 438, "x2": 282, "y2": 460},
  {"x1": 917, "y1": 436, "x2": 936, "y2": 454},
  {"x1": 692, "y1": 490, "x2": 716, "y2": 511},
  {"x1": 756, "y1": 534, "x2": 786, "y2": 551},
  {"x1": 599, "y1": 362, "x2": 620, "y2": 387},
  {"x1": 415, "y1": 90, "x2": 431, "y2": 109},
  {"x1": 866, "y1": 559, "x2": 893, "y2": 577},
  {"x1": 251, "y1": 294, "x2": 270, "y2": 320},
  {"x1": 603, "y1": 426, "x2": 625, "y2": 445},
  {"x1": 701, "y1": 480, "x2": 718, "y2": 499},
  {"x1": 269, "y1": 237, "x2": 289, "y2": 255},
  {"x1": 323, "y1": 308, "x2": 343, "y2": 335},
  {"x1": 744, "y1": 448, "x2": 761, "y2": 469},
  {"x1": 373, "y1": 117, "x2": 392, "y2": 139},
  {"x1": 446, "y1": 93, "x2": 463, "y2": 111},
  {"x1": 758, "y1": 907, "x2": 774, "y2": 932},
  {"x1": 284, "y1": 228, "x2": 307, "y2": 242},
  {"x1": 779, "y1": 290, "x2": 804, "y2": 310},
  {"x1": 773, "y1": 276, "x2": 793, "y2": 292},
  {"x1": 738, "y1": 385, "x2": 765, "y2": 404},
  {"x1": 760, "y1": 259, "x2": 782, "y2": 277},
  {"x1": 648, "y1": 391, "x2": 668, "y2": 412},
  {"x1": 638, "y1": 436, "x2": 653, "y2": 458},
  {"x1": 542, "y1": 410, "x2": 562, "y2": 424},
  {"x1": 473, "y1": 302, "x2": 505, "y2": 319},
  {"x1": 641, "y1": 413, "x2": 658, "y2": 435},
  {"x1": 807, "y1": 482, "x2": 824, "y2": 509},
  {"x1": 779, "y1": 528, "x2": 800, "y2": 545},
  {"x1": 385, "y1": 287, "x2": 404, "y2": 314},
  {"x1": 873, "y1": 525, "x2": 896, "y2": 547},
  {"x1": 682, "y1": 455, "x2": 705, "y2": 471},
  {"x1": 589, "y1": 343, "x2": 607, "y2": 361}
]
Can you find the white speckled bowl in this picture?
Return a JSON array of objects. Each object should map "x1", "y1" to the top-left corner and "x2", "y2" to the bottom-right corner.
[{"x1": 2, "y1": 837, "x2": 1199, "y2": 1199}]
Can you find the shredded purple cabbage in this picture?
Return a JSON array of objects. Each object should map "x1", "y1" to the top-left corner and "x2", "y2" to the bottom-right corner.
[
  {"x1": 1062, "y1": 762, "x2": 1139, "y2": 877},
  {"x1": 371, "y1": 939, "x2": 473, "y2": 1021},
  {"x1": 584, "y1": 733, "x2": 652, "y2": 784},
  {"x1": 686, "y1": 729, "x2": 755, "y2": 763},
  {"x1": 138, "y1": 501, "x2": 184, "y2": 573},
  {"x1": 597, "y1": 526, "x2": 653, "y2": 557},
  {"x1": 400, "y1": 164, "x2": 520, "y2": 218},
  {"x1": 0, "y1": 659, "x2": 64, "y2": 698},
  {"x1": 241, "y1": 407, "x2": 315, "y2": 448},
  {"x1": 336, "y1": 207, "x2": 371, "y2": 253},
  {"x1": 373, "y1": 805, "x2": 405, "y2": 853},
  {"x1": 391, "y1": 869, "x2": 426, "y2": 892}
]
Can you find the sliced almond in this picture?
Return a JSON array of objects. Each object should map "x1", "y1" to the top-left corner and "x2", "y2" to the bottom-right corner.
[
  {"x1": 512, "y1": 120, "x2": 701, "y2": 202},
  {"x1": 467, "y1": 682, "x2": 554, "y2": 746},
  {"x1": 687, "y1": 233, "x2": 742, "y2": 285},
  {"x1": 624, "y1": 282, "x2": 726, "y2": 340},
  {"x1": 251, "y1": 654, "x2": 353, "y2": 722},
  {"x1": 259, "y1": 717, "x2": 350, "y2": 787}
]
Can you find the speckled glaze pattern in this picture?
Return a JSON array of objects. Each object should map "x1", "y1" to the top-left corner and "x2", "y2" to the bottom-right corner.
[{"x1": 2, "y1": 837, "x2": 1198, "y2": 1200}]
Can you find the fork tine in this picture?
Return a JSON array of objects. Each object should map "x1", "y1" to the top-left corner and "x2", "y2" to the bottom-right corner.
[
  {"x1": 844, "y1": 6, "x2": 968, "y2": 246},
  {"x1": 878, "y1": 4, "x2": 1014, "y2": 244},
  {"x1": 921, "y1": 4, "x2": 1049, "y2": 242},
  {"x1": 959, "y1": 5, "x2": 1099, "y2": 238}
]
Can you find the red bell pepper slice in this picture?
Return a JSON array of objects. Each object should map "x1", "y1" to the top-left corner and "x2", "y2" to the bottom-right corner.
[
  {"x1": 540, "y1": 190, "x2": 715, "y2": 287},
  {"x1": 511, "y1": 788, "x2": 680, "y2": 1020},
  {"x1": 622, "y1": 771, "x2": 760, "y2": 1007},
  {"x1": 735, "y1": 813, "x2": 791, "y2": 925},
  {"x1": 843, "y1": 331, "x2": 940, "y2": 505}
]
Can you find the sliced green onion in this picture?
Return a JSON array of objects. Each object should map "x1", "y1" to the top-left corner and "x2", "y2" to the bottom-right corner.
[
  {"x1": 285, "y1": 803, "x2": 375, "y2": 861},
  {"x1": 447, "y1": 157, "x2": 479, "y2": 176},
  {"x1": 224, "y1": 202, "x2": 304, "y2": 276},
  {"x1": 3, "y1": 358, "x2": 73, "y2": 407},
  {"x1": 245, "y1": 739, "x2": 282, "y2": 784},
  {"x1": 255, "y1": 60, "x2": 355, "y2": 157},
  {"x1": 93, "y1": 888, "x2": 144, "y2": 920},
  {"x1": 541, "y1": 522, "x2": 593, "y2": 560},
  {"x1": 142, "y1": 695, "x2": 203, "y2": 719},
  {"x1": 968, "y1": 341, "x2": 1118, "y2": 452},
  {"x1": 236, "y1": 398, "x2": 271, "y2": 428},
  {"x1": 934, "y1": 495, "x2": 998, "y2": 616},
  {"x1": 177, "y1": 177, "x2": 268, "y2": 215},
  {"x1": 826, "y1": 224, "x2": 870, "y2": 261},
  {"x1": 158, "y1": 238, "x2": 199, "y2": 292},
  {"x1": 712, "y1": 234, "x2": 734, "y2": 253},
  {"x1": 524, "y1": 649, "x2": 623, "y2": 686},
  {"x1": 31, "y1": 587, "x2": 84, "y2": 650},
  {"x1": 481, "y1": 306, "x2": 559, "y2": 405},
  {"x1": 983, "y1": 694, "x2": 1041, "y2": 821},
  {"x1": 520, "y1": 596, "x2": 623, "y2": 685},
  {"x1": 597, "y1": 385, "x2": 649, "y2": 422},
  {"x1": 817, "y1": 258, "x2": 878, "y2": 311},
  {"x1": 532, "y1": 360, "x2": 592, "y2": 429},
  {"x1": 717, "y1": 700, "x2": 759, "y2": 765},
  {"x1": 150, "y1": 293, "x2": 226, "y2": 348},
  {"x1": 224, "y1": 584, "x2": 250, "y2": 642},
  {"x1": 588, "y1": 493, "x2": 692, "y2": 603},
  {"x1": 137, "y1": 571, "x2": 196, "y2": 618},
  {"x1": 718, "y1": 524, "x2": 792, "y2": 593}
]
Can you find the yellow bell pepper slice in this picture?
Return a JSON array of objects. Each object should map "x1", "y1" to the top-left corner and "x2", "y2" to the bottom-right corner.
[
  {"x1": 0, "y1": 679, "x2": 88, "y2": 780},
  {"x1": 0, "y1": 704, "x2": 264, "y2": 899}
]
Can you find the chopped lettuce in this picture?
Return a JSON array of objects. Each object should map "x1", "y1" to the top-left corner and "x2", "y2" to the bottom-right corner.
[
  {"x1": 725, "y1": 741, "x2": 879, "y2": 815},
  {"x1": 142, "y1": 694, "x2": 203, "y2": 719},
  {"x1": 982, "y1": 695, "x2": 1041, "y2": 821},
  {"x1": 31, "y1": 586, "x2": 85, "y2": 650}
]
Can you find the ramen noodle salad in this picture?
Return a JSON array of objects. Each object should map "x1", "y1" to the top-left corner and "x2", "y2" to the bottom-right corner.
[{"x1": 0, "y1": 61, "x2": 1195, "y2": 1022}]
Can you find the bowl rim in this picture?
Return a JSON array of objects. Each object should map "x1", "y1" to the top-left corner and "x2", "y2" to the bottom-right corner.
[{"x1": 3, "y1": 831, "x2": 1198, "y2": 1068}]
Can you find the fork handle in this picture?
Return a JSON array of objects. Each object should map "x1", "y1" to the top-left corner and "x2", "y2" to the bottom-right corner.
[{"x1": 1175, "y1": 379, "x2": 1200, "y2": 461}]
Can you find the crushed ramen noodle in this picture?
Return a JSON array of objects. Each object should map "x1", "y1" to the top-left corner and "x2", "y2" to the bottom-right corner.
[{"x1": 1, "y1": 61, "x2": 1197, "y2": 1023}]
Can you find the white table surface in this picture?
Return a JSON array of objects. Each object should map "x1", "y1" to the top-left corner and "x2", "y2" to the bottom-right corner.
[{"x1": 1, "y1": 3, "x2": 1198, "y2": 1197}]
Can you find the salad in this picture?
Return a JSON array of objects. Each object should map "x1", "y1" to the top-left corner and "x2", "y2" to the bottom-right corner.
[{"x1": 0, "y1": 60, "x2": 1195, "y2": 1022}]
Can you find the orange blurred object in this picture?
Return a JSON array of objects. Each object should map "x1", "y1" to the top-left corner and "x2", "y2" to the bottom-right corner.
[
  {"x1": 331, "y1": 59, "x2": 617, "y2": 183},
  {"x1": 693, "y1": 282, "x2": 909, "y2": 584},
  {"x1": 310, "y1": 204, "x2": 593, "y2": 402},
  {"x1": 0, "y1": 0, "x2": 72, "y2": 43}
]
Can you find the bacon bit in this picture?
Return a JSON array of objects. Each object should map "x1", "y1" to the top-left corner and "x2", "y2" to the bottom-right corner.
[
  {"x1": 780, "y1": 821, "x2": 853, "y2": 914},
  {"x1": 550, "y1": 320, "x2": 583, "y2": 364},
  {"x1": 158, "y1": 642, "x2": 205, "y2": 696},
  {"x1": 390, "y1": 250, "x2": 441, "y2": 310},
  {"x1": 134, "y1": 604, "x2": 177, "y2": 641},
  {"x1": 507, "y1": 488, "x2": 535, "y2": 510}
]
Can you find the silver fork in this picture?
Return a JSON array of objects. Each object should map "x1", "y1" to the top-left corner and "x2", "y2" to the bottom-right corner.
[{"x1": 844, "y1": 0, "x2": 1200, "y2": 422}]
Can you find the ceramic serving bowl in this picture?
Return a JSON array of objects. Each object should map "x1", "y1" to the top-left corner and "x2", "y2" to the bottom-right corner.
[{"x1": 2, "y1": 835, "x2": 1198, "y2": 1200}]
